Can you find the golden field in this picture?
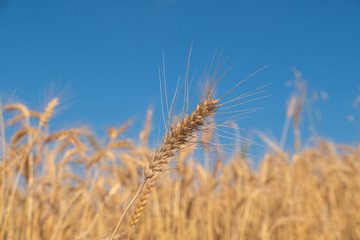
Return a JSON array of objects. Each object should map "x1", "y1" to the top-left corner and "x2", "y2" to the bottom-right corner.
[{"x1": 0, "y1": 93, "x2": 359, "y2": 240}]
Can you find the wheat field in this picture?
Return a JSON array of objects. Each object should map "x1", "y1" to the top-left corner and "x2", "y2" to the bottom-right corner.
[{"x1": 0, "y1": 79, "x2": 360, "y2": 240}]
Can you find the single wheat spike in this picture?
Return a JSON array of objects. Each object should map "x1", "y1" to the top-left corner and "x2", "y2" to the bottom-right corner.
[
  {"x1": 39, "y1": 97, "x2": 58, "y2": 127},
  {"x1": 110, "y1": 98, "x2": 219, "y2": 240},
  {"x1": 4, "y1": 103, "x2": 30, "y2": 118},
  {"x1": 45, "y1": 129, "x2": 85, "y2": 143},
  {"x1": 139, "y1": 109, "x2": 153, "y2": 148}
]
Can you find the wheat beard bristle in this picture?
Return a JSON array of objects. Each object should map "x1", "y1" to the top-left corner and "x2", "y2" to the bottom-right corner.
[{"x1": 110, "y1": 98, "x2": 219, "y2": 240}]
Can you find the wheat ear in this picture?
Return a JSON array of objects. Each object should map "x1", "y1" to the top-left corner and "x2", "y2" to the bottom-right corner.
[{"x1": 110, "y1": 98, "x2": 219, "y2": 239}]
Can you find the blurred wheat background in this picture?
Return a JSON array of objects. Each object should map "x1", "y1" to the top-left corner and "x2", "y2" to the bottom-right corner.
[{"x1": 1, "y1": 76, "x2": 360, "y2": 239}]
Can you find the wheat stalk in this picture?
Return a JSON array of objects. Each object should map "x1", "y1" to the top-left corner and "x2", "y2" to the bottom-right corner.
[{"x1": 110, "y1": 98, "x2": 219, "y2": 239}]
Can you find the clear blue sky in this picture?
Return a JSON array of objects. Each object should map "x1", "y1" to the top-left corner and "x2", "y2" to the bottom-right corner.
[{"x1": 0, "y1": 1, "x2": 359, "y2": 159}]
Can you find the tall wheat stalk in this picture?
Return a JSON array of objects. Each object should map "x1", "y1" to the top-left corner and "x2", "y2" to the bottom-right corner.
[{"x1": 111, "y1": 93, "x2": 219, "y2": 239}]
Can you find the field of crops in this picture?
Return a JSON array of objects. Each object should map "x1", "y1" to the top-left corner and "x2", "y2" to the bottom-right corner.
[{"x1": 1, "y1": 86, "x2": 359, "y2": 240}]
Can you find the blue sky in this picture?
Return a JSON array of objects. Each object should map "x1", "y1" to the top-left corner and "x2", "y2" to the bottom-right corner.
[{"x1": 0, "y1": 1, "x2": 359, "y2": 160}]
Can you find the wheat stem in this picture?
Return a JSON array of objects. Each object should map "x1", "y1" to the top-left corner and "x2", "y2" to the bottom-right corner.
[{"x1": 110, "y1": 180, "x2": 147, "y2": 240}]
